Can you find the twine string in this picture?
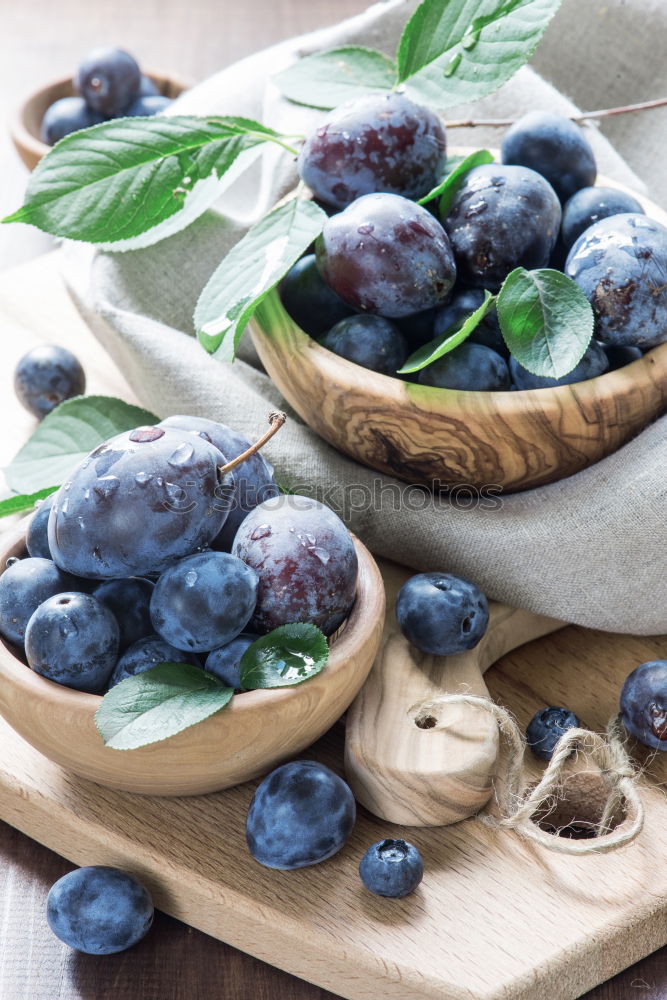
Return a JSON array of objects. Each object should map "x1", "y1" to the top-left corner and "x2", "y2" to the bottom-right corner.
[{"x1": 410, "y1": 695, "x2": 644, "y2": 855}]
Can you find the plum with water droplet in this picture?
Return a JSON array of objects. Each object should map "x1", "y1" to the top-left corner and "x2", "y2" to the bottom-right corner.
[
  {"x1": 0, "y1": 557, "x2": 81, "y2": 647},
  {"x1": 232, "y1": 495, "x2": 357, "y2": 635}
]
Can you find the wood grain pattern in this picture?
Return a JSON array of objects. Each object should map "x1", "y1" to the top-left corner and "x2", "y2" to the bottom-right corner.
[
  {"x1": 249, "y1": 175, "x2": 667, "y2": 494},
  {"x1": 345, "y1": 563, "x2": 565, "y2": 826}
]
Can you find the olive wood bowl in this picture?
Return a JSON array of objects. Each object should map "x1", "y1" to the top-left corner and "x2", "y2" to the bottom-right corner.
[
  {"x1": 249, "y1": 165, "x2": 667, "y2": 493},
  {"x1": 0, "y1": 518, "x2": 385, "y2": 796},
  {"x1": 11, "y1": 71, "x2": 191, "y2": 171}
]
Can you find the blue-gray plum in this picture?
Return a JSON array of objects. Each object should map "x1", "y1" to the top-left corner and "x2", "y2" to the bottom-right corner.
[
  {"x1": 246, "y1": 760, "x2": 356, "y2": 869},
  {"x1": 93, "y1": 577, "x2": 154, "y2": 651},
  {"x1": 510, "y1": 340, "x2": 609, "y2": 389},
  {"x1": 297, "y1": 92, "x2": 447, "y2": 210},
  {"x1": 41, "y1": 97, "x2": 103, "y2": 145},
  {"x1": 150, "y1": 551, "x2": 258, "y2": 652},
  {"x1": 395, "y1": 308, "x2": 438, "y2": 348},
  {"x1": 75, "y1": 47, "x2": 141, "y2": 115},
  {"x1": 620, "y1": 661, "x2": 667, "y2": 751},
  {"x1": 602, "y1": 343, "x2": 643, "y2": 371},
  {"x1": 14, "y1": 344, "x2": 85, "y2": 419},
  {"x1": 320, "y1": 314, "x2": 408, "y2": 375},
  {"x1": 46, "y1": 866, "x2": 153, "y2": 955},
  {"x1": 396, "y1": 572, "x2": 489, "y2": 656},
  {"x1": 359, "y1": 839, "x2": 424, "y2": 898},
  {"x1": 48, "y1": 425, "x2": 232, "y2": 579},
  {"x1": 0, "y1": 557, "x2": 79, "y2": 647},
  {"x1": 433, "y1": 287, "x2": 507, "y2": 357},
  {"x1": 501, "y1": 111, "x2": 596, "y2": 202},
  {"x1": 279, "y1": 254, "x2": 355, "y2": 337},
  {"x1": 561, "y1": 186, "x2": 644, "y2": 252},
  {"x1": 25, "y1": 592, "x2": 119, "y2": 693},
  {"x1": 108, "y1": 634, "x2": 199, "y2": 688},
  {"x1": 418, "y1": 342, "x2": 510, "y2": 391},
  {"x1": 316, "y1": 193, "x2": 456, "y2": 318},
  {"x1": 443, "y1": 164, "x2": 561, "y2": 291},
  {"x1": 565, "y1": 214, "x2": 667, "y2": 348},
  {"x1": 26, "y1": 493, "x2": 57, "y2": 559},
  {"x1": 123, "y1": 95, "x2": 172, "y2": 117},
  {"x1": 205, "y1": 634, "x2": 258, "y2": 689},
  {"x1": 526, "y1": 706, "x2": 580, "y2": 761},
  {"x1": 232, "y1": 495, "x2": 358, "y2": 636}
]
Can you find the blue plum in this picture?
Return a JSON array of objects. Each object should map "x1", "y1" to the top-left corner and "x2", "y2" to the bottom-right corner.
[
  {"x1": 526, "y1": 706, "x2": 580, "y2": 761},
  {"x1": 205, "y1": 634, "x2": 258, "y2": 689},
  {"x1": 316, "y1": 193, "x2": 456, "y2": 318},
  {"x1": 396, "y1": 572, "x2": 489, "y2": 656},
  {"x1": 232, "y1": 495, "x2": 358, "y2": 636},
  {"x1": 443, "y1": 164, "x2": 561, "y2": 291},
  {"x1": 14, "y1": 344, "x2": 85, "y2": 420},
  {"x1": 40, "y1": 97, "x2": 103, "y2": 145},
  {"x1": 150, "y1": 551, "x2": 258, "y2": 652},
  {"x1": 395, "y1": 308, "x2": 438, "y2": 348},
  {"x1": 510, "y1": 340, "x2": 609, "y2": 389},
  {"x1": 620, "y1": 660, "x2": 667, "y2": 751},
  {"x1": 25, "y1": 592, "x2": 119, "y2": 693},
  {"x1": 501, "y1": 111, "x2": 596, "y2": 202},
  {"x1": 297, "y1": 92, "x2": 447, "y2": 210},
  {"x1": 433, "y1": 287, "x2": 507, "y2": 357},
  {"x1": 48, "y1": 425, "x2": 232, "y2": 579},
  {"x1": 75, "y1": 47, "x2": 141, "y2": 116},
  {"x1": 108, "y1": 634, "x2": 199, "y2": 688},
  {"x1": 279, "y1": 254, "x2": 355, "y2": 337},
  {"x1": 602, "y1": 343, "x2": 643, "y2": 371},
  {"x1": 359, "y1": 839, "x2": 424, "y2": 898},
  {"x1": 138, "y1": 75, "x2": 160, "y2": 97},
  {"x1": 565, "y1": 213, "x2": 667, "y2": 348},
  {"x1": 93, "y1": 577, "x2": 154, "y2": 651},
  {"x1": 0, "y1": 557, "x2": 79, "y2": 647},
  {"x1": 319, "y1": 314, "x2": 408, "y2": 375},
  {"x1": 123, "y1": 95, "x2": 172, "y2": 117},
  {"x1": 561, "y1": 186, "x2": 644, "y2": 252},
  {"x1": 46, "y1": 866, "x2": 153, "y2": 954},
  {"x1": 26, "y1": 493, "x2": 57, "y2": 559},
  {"x1": 246, "y1": 760, "x2": 356, "y2": 869},
  {"x1": 418, "y1": 342, "x2": 510, "y2": 391}
]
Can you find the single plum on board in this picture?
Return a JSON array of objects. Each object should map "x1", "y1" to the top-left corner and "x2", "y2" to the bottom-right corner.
[
  {"x1": 501, "y1": 111, "x2": 597, "y2": 203},
  {"x1": 359, "y1": 839, "x2": 424, "y2": 898},
  {"x1": 396, "y1": 573, "x2": 489, "y2": 656},
  {"x1": 526, "y1": 707, "x2": 581, "y2": 761}
]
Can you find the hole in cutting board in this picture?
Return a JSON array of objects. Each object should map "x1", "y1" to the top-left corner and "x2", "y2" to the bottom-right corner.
[{"x1": 530, "y1": 770, "x2": 627, "y2": 839}]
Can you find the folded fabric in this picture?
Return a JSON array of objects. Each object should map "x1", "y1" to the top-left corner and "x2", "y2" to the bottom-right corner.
[{"x1": 64, "y1": 0, "x2": 667, "y2": 635}]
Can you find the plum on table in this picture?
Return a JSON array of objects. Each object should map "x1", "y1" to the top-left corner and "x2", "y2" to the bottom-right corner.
[
  {"x1": 526, "y1": 706, "x2": 580, "y2": 761},
  {"x1": 620, "y1": 660, "x2": 667, "y2": 751},
  {"x1": 396, "y1": 573, "x2": 489, "y2": 656},
  {"x1": 359, "y1": 839, "x2": 424, "y2": 898}
]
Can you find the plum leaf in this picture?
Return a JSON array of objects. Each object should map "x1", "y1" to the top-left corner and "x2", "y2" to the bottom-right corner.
[{"x1": 239, "y1": 623, "x2": 329, "y2": 690}]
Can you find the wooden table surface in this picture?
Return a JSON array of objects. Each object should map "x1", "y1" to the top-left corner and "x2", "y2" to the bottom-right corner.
[{"x1": 0, "y1": 2, "x2": 665, "y2": 998}]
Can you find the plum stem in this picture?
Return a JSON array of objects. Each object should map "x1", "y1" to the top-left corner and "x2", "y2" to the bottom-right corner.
[
  {"x1": 218, "y1": 411, "x2": 286, "y2": 475},
  {"x1": 445, "y1": 96, "x2": 667, "y2": 129}
]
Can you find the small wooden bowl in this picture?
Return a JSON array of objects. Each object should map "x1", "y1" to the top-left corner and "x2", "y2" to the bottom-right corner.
[
  {"x1": 0, "y1": 519, "x2": 385, "y2": 796},
  {"x1": 10, "y1": 71, "x2": 191, "y2": 171},
  {"x1": 249, "y1": 174, "x2": 667, "y2": 494}
]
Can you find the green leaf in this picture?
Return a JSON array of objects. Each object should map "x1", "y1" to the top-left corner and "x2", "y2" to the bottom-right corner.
[
  {"x1": 417, "y1": 148, "x2": 494, "y2": 209},
  {"x1": 3, "y1": 116, "x2": 290, "y2": 247},
  {"x1": 95, "y1": 663, "x2": 234, "y2": 750},
  {"x1": 273, "y1": 47, "x2": 397, "y2": 110},
  {"x1": 5, "y1": 395, "x2": 159, "y2": 494},
  {"x1": 399, "y1": 292, "x2": 497, "y2": 374},
  {"x1": 496, "y1": 268, "x2": 595, "y2": 379},
  {"x1": 397, "y1": 0, "x2": 564, "y2": 108},
  {"x1": 195, "y1": 197, "x2": 328, "y2": 360},
  {"x1": 0, "y1": 487, "x2": 59, "y2": 520},
  {"x1": 239, "y1": 624, "x2": 329, "y2": 690}
]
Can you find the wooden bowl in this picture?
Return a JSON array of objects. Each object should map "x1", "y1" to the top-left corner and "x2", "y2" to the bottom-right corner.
[
  {"x1": 10, "y1": 71, "x2": 191, "y2": 171},
  {"x1": 249, "y1": 176, "x2": 667, "y2": 494},
  {"x1": 0, "y1": 519, "x2": 385, "y2": 796}
]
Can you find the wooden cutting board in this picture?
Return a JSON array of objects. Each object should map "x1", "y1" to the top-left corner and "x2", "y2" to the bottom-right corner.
[{"x1": 0, "y1": 253, "x2": 666, "y2": 1000}]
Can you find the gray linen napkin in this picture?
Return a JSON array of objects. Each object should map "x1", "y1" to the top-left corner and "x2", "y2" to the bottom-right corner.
[{"x1": 64, "y1": 0, "x2": 667, "y2": 635}]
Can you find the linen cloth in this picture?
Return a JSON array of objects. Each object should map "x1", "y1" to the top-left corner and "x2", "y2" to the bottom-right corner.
[{"x1": 65, "y1": 0, "x2": 667, "y2": 634}]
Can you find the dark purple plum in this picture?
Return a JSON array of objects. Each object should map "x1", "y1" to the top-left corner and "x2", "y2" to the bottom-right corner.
[
  {"x1": 297, "y1": 92, "x2": 447, "y2": 210},
  {"x1": 205, "y1": 634, "x2": 258, "y2": 690},
  {"x1": 501, "y1": 111, "x2": 597, "y2": 202},
  {"x1": 510, "y1": 340, "x2": 608, "y2": 389},
  {"x1": 418, "y1": 342, "x2": 510, "y2": 391},
  {"x1": 158, "y1": 414, "x2": 279, "y2": 552},
  {"x1": 48, "y1": 425, "x2": 232, "y2": 580},
  {"x1": 25, "y1": 592, "x2": 119, "y2": 693},
  {"x1": 232, "y1": 495, "x2": 357, "y2": 636},
  {"x1": 93, "y1": 577, "x2": 154, "y2": 651},
  {"x1": 565, "y1": 213, "x2": 667, "y2": 348},
  {"x1": 443, "y1": 164, "x2": 561, "y2": 291},
  {"x1": 319, "y1": 314, "x2": 408, "y2": 375},
  {"x1": 620, "y1": 660, "x2": 667, "y2": 750},
  {"x1": 279, "y1": 254, "x2": 355, "y2": 337},
  {"x1": 14, "y1": 344, "x2": 85, "y2": 420},
  {"x1": 561, "y1": 186, "x2": 644, "y2": 252},
  {"x1": 396, "y1": 572, "x2": 489, "y2": 656},
  {"x1": 0, "y1": 557, "x2": 80, "y2": 647},
  {"x1": 40, "y1": 97, "x2": 104, "y2": 145},
  {"x1": 26, "y1": 493, "x2": 57, "y2": 559},
  {"x1": 150, "y1": 551, "x2": 258, "y2": 652},
  {"x1": 123, "y1": 95, "x2": 172, "y2": 117},
  {"x1": 526, "y1": 706, "x2": 581, "y2": 761},
  {"x1": 316, "y1": 193, "x2": 456, "y2": 318},
  {"x1": 433, "y1": 287, "x2": 507, "y2": 357},
  {"x1": 359, "y1": 839, "x2": 424, "y2": 898},
  {"x1": 74, "y1": 46, "x2": 141, "y2": 116},
  {"x1": 108, "y1": 634, "x2": 199, "y2": 688}
]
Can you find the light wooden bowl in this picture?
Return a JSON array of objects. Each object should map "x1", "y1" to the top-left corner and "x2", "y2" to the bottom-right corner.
[
  {"x1": 249, "y1": 172, "x2": 667, "y2": 494},
  {"x1": 0, "y1": 518, "x2": 385, "y2": 796},
  {"x1": 11, "y1": 71, "x2": 191, "y2": 171}
]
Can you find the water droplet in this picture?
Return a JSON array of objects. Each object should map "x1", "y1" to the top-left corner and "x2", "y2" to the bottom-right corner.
[
  {"x1": 61, "y1": 499, "x2": 69, "y2": 514},
  {"x1": 443, "y1": 52, "x2": 462, "y2": 77},
  {"x1": 5, "y1": 557, "x2": 19, "y2": 568},
  {"x1": 130, "y1": 426, "x2": 165, "y2": 443},
  {"x1": 251, "y1": 524, "x2": 271, "y2": 540},
  {"x1": 156, "y1": 477, "x2": 164, "y2": 487},
  {"x1": 135, "y1": 472, "x2": 152, "y2": 486},
  {"x1": 308, "y1": 546, "x2": 330, "y2": 565},
  {"x1": 306, "y1": 534, "x2": 316, "y2": 545},
  {"x1": 94, "y1": 476, "x2": 120, "y2": 500},
  {"x1": 165, "y1": 482, "x2": 184, "y2": 500},
  {"x1": 462, "y1": 27, "x2": 481, "y2": 50},
  {"x1": 83, "y1": 489, "x2": 91, "y2": 500},
  {"x1": 464, "y1": 200, "x2": 488, "y2": 219},
  {"x1": 93, "y1": 546, "x2": 102, "y2": 561},
  {"x1": 357, "y1": 223, "x2": 375, "y2": 235},
  {"x1": 168, "y1": 442, "x2": 195, "y2": 467},
  {"x1": 185, "y1": 570, "x2": 198, "y2": 587}
]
